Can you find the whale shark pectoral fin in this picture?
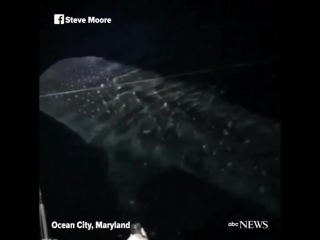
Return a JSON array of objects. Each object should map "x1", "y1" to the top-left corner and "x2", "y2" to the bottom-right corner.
[{"x1": 106, "y1": 149, "x2": 153, "y2": 213}]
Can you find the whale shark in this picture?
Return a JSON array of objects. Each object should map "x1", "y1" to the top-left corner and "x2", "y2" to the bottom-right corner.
[{"x1": 39, "y1": 56, "x2": 281, "y2": 216}]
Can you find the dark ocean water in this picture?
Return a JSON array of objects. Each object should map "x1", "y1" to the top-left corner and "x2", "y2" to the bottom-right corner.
[{"x1": 39, "y1": 1, "x2": 280, "y2": 239}]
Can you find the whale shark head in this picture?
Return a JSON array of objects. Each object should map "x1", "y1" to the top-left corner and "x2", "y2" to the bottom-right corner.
[{"x1": 39, "y1": 56, "x2": 281, "y2": 215}]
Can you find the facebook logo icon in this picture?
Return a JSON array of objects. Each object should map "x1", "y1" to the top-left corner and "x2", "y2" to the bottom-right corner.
[{"x1": 54, "y1": 14, "x2": 64, "y2": 24}]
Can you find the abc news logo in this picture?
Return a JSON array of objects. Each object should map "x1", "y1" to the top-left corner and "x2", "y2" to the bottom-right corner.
[{"x1": 228, "y1": 219, "x2": 268, "y2": 230}]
